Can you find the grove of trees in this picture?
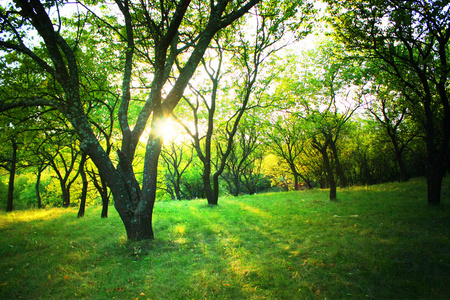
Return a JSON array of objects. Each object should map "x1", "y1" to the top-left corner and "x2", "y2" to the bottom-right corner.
[{"x1": 1, "y1": 0, "x2": 448, "y2": 240}]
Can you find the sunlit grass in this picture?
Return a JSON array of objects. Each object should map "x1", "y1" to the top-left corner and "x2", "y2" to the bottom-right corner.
[
  {"x1": 1, "y1": 177, "x2": 449, "y2": 299},
  {"x1": 0, "y1": 207, "x2": 69, "y2": 224}
]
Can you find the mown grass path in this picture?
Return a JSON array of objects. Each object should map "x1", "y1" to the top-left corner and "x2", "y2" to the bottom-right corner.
[{"x1": 1, "y1": 177, "x2": 449, "y2": 299}]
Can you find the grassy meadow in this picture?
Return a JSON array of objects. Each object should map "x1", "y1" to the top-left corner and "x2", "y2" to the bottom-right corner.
[{"x1": 1, "y1": 177, "x2": 450, "y2": 299}]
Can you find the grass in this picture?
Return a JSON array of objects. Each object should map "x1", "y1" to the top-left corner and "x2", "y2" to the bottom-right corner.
[{"x1": 1, "y1": 177, "x2": 450, "y2": 299}]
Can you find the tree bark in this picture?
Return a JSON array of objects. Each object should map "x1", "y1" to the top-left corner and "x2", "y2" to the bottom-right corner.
[
  {"x1": 293, "y1": 172, "x2": 300, "y2": 190},
  {"x1": 322, "y1": 149, "x2": 337, "y2": 200},
  {"x1": 100, "y1": 184, "x2": 109, "y2": 218},
  {"x1": 425, "y1": 139, "x2": 447, "y2": 205},
  {"x1": 77, "y1": 153, "x2": 88, "y2": 217},
  {"x1": 174, "y1": 182, "x2": 182, "y2": 201},
  {"x1": 88, "y1": 168, "x2": 110, "y2": 217},
  {"x1": 61, "y1": 185, "x2": 70, "y2": 208},
  {"x1": 203, "y1": 167, "x2": 218, "y2": 205},
  {"x1": 211, "y1": 173, "x2": 221, "y2": 205},
  {"x1": 395, "y1": 149, "x2": 409, "y2": 182},
  {"x1": 36, "y1": 169, "x2": 42, "y2": 209},
  {"x1": 329, "y1": 139, "x2": 348, "y2": 187},
  {"x1": 199, "y1": 155, "x2": 219, "y2": 205},
  {"x1": 426, "y1": 169, "x2": 443, "y2": 205},
  {"x1": 312, "y1": 136, "x2": 337, "y2": 200},
  {"x1": 123, "y1": 133, "x2": 164, "y2": 240},
  {"x1": 423, "y1": 82, "x2": 447, "y2": 205}
]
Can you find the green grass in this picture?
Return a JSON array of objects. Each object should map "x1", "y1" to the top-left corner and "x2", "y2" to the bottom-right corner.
[{"x1": 1, "y1": 177, "x2": 450, "y2": 299}]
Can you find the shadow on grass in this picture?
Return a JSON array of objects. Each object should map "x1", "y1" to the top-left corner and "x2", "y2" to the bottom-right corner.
[{"x1": 1, "y1": 177, "x2": 450, "y2": 299}]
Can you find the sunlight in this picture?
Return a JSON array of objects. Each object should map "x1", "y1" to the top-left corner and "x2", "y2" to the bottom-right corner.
[
  {"x1": 140, "y1": 118, "x2": 185, "y2": 144},
  {"x1": 155, "y1": 119, "x2": 178, "y2": 141}
]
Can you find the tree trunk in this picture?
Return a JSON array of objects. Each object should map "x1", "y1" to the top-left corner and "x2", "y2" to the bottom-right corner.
[
  {"x1": 81, "y1": 128, "x2": 154, "y2": 239},
  {"x1": 420, "y1": 73, "x2": 450, "y2": 205},
  {"x1": 36, "y1": 170, "x2": 42, "y2": 209},
  {"x1": 199, "y1": 152, "x2": 218, "y2": 204},
  {"x1": 113, "y1": 171, "x2": 154, "y2": 240},
  {"x1": 174, "y1": 180, "x2": 182, "y2": 201},
  {"x1": 293, "y1": 172, "x2": 300, "y2": 190},
  {"x1": 204, "y1": 175, "x2": 218, "y2": 205},
  {"x1": 94, "y1": 170, "x2": 109, "y2": 218},
  {"x1": 202, "y1": 170, "x2": 219, "y2": 205},
  {"x1": 211, "y1": 173, "x2": 220, "y2": 204},
  {"x1": 425, "y1": 152, "x2": 445, "y2": 205},
  {"x1": 329, "y1": 140, "x2": 348, "y2": 187},
  {"x1": 426, "y1": 172, "x2": 442, "y2": 205},
  {"x1": 395, "y1": 151, "x2": 409, "y2": 182},
  {"x1": 89, "y1": 169, "x2": 110, "y2": 218},
  {"x1": 304, "y1": 179, "x2": 312, "y2": 189},
  {"x1": 115, "y1": 132, "x2": 163, "y2": 240},
  {"x1": 234, "y1": 173, "x2": 241, "y2": 196},
  {"x1": 61, "y1": 184, "x2": 70, "y2": 208},
  {"x1": 79, "y1": 125, "x2": 152, "y2": 239},
  {"x1": 118, "y1": 205, "x2": 154, "y2": 240},
  {"x1": 78, "y1": 153, "x2": 88, "y2": 217},
  {"x1": 423, "y1": 111, "x2": 442, "y2": 205},
  {"x1": 6, "y1": 139, "x2": 17, "y2": 212},
  {"x1": 299, "y1": 174, "x2": 313, "y2": 189},
  {"x1": 101, "y1": 188, "x2": 109, "y2": 218},
  {"x1": 312, "y1": 138, "x2": 337, "y2": 200},
  {"x1": 113, "y1": 185, "x2": 154, "y2": 239},
  {"x1": 322, "y1": 149, "x2": 337, "y2": 200}
]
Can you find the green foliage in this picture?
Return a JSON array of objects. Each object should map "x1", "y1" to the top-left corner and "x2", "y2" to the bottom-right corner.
[
  {"x1": 14, "y1": 173, "x2": 34, "y2": 207},
  {"x1": 262, "y1": 154, "x2": 295, "y2": 190},
  {"x1": 325, "y1": 0, "x2": 450, "y2": 204},
  {"x1": 0, "y1": 176, "x2": 8, "y2": 203},
  {"x1": 0, "y1": 167, "x2": 96, "y2": 210},
  {"x1": 1, "y1": 177, "x2": 449, "y2": 299},
  {"x1": 41, "y1": 174, "x2": 63, "y2": 206}
]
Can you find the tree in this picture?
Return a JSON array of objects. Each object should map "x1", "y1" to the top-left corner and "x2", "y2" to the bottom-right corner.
[
  {"x1": 47, "y1": 139, "x2": 81, "y2": 208},
  {"x1": 27, "y1": 132, "x2": 52, "y2": 209},
  {"x1": 0, "y1": 0, "x2": 263, "y2": 240},
  {"x1": 264, "y1": 113, "x2": 312, "y2": 190},
  {"x1": 175, "y1": 1, "x2": 313, "y2": 204},
  {"x1": 267, "y1": 39, "x2": 363, "y2": 199},
  {"x1": 0, "y1": 50, "x2": 55, "y2": 211},
  {"x1": 365, "y1": 81, "x2": 419, "y2": 182},
  {"x1": 240, "y1": 155, "x2": 269, "y2": 194},
  {"x1": 86, "y1": 167, "x2": 110, "y2": 217},
  {"x1": 0, "y1": 109, "x2": 39, "y2": 211},
  {"x1": 222, "y1": 119, "x2": 263, "y2": 195},
  {"x1": 307, "y1": 113, "x2": 339, "y2": 199},
  {"x1": 160, "y1": 139, "x2": 193, "y2": 200},
  {"x1": 298, "y1": 40, "x2": 364, "y2": 191},
  {"x1": 327, "y1": 0, "x2": 450, "y2": 204}
]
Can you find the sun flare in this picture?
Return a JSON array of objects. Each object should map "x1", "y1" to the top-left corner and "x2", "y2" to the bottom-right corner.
[
  {"x1": 140, "y1": 118, "x2": 184, "y2": 144},
  {"x1": 156, "y1": 119, "x2": 178, "y2": 141}
]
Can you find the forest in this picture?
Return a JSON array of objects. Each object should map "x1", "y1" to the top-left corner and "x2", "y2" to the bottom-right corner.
[{"x1": 1, "y1": 0, "x2": 449, "y2": 241}]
